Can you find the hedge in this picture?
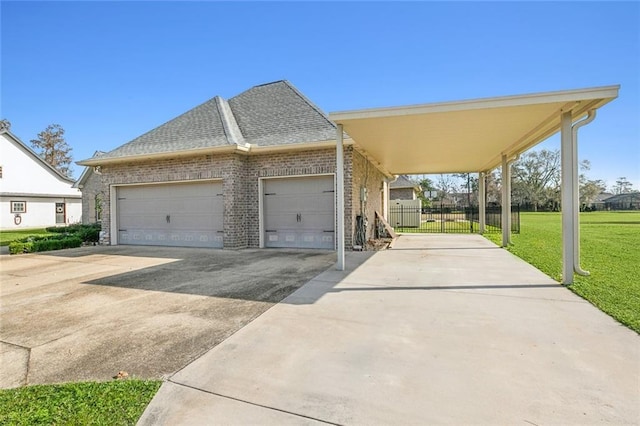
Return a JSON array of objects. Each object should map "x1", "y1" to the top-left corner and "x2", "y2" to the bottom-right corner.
[
  {"x1": 9, "y1": 224, "x2": 100, "y2": 254},
  {"x1": 46, "y1": 223, "x2": 101, "y2": 241}
]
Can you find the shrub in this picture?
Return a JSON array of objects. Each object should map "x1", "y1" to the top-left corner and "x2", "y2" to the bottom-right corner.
[
  {"x1": 8, "y1": 242, "x2": 33, "y2": 254},
  {"x1": 9, "y1": 234, "x2": 82, "y2": 254},
  {"x1": 44, "y1": 224, "x2": 101, "y2": 243}
]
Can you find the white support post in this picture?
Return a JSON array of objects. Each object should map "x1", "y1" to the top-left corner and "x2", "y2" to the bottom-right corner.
[
  {"x1": 478, "y1": 171, "x2": 486, "y2": 234},
  {"x1": 501, "y1": 155, "x2": 510, "y2": 247},
  {"x1": 336, "y1": 124, "x2": 345, "y2": 271},
  {"x1": 560, "y1": 111, "x2": 574, "y2": 284}
]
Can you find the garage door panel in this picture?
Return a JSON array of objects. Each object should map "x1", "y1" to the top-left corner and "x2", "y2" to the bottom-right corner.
[
  {"x1": 117, "y1": 181, "x2": 223, "y2": 248},
  {"x1": 263, "y1": 176, "x2": 335, "y2": 249}
]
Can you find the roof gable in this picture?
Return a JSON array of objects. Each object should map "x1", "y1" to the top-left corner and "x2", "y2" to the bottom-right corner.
[
  {"x1": 0, "y1": 127, "x2": 74, "y2": 184},
  {"x1": 102, "y1": 96, "x2": 230, "y2": 159},
  {"x1": 390, "y1": 175, "x2": 420, "y2": 190},
  {"x1": 84, "y1": 81, "x2": 338, "y2": 163},
  {"x1": 229, "y1": 80, "x2": 336, "y2": 146}
]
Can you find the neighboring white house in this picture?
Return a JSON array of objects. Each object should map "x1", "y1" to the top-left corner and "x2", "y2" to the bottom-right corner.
[{"x1": 0, "y1": 122, "x2": 81, "y2": 230}]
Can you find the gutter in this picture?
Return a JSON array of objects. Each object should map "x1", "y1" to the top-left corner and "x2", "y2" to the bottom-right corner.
[
  {"x1": 571, "y1": 109, "x2": 596, "y2": 276},
  {"x1": 77, "y1": 140, "x2": 355, "y2": 167}
]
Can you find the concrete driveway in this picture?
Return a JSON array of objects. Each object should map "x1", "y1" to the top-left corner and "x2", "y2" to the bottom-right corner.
[
  {"x1": 0, "y1": 245, "x2": 335, "y2": 388},
  {"x1": 140, "y1": 234, "x2": 639, "y2": 425}
]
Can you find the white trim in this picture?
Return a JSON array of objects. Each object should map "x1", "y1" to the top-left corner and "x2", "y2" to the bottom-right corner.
[
  {"x1": 560, "y1": 111, "x2": 574, "y2": 284},
  {"x1": 110, "y1": 185, "x2": 117, "y2": 245},
  {"x1": 78, "y1": 139, "x2": 356, "y2": 167},
  {"x1": 330, "y1": 85, "x2": 620, "y2": 121},
  {"x1": 478, "y1": 172, "x2": 486, "y2": 234},
  {"x1": 336, "y1": 124, "x2": 345, "y2": 271}
]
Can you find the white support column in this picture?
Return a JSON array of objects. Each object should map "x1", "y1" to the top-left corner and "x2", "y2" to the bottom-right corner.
[
  {"x1": 560, "y1": 111, "x2": 574, "y2": 284},
  {"x1": 501, "y1": 155, "x2": 510, "y2": 247},
  {"x1": 478, "y1": 171, "x2": 486, "y2": 234},
  {"x1": 336, "y1": 124, "x2": 345, "y2": 271}
]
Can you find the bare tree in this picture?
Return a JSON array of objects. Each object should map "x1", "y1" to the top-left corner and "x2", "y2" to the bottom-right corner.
[
  {"x1": 30, "y1": 124, "x2": 73, "y2": 177},
  {"x1": 612, "y1": 177, "x2": 634, "y2": 194},
  {"x1": 511, "y1": 149, "x2": 560, "y2": 211},
  {"x1": 436, "y1": 174, "x2": 459, "y2": 202}
]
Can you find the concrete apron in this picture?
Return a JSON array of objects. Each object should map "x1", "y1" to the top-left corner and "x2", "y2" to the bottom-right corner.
[{"x1": 139, "y1": 234, "x2": 640, "y2": 425}]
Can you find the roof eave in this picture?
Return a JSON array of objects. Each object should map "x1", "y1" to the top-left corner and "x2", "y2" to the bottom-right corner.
[
  {"x1": 77, "y1": 145, "x2": 246, "y2": 166},
  {"x1": 329, "y1": 85, "x2": 620, "y2": 121}
]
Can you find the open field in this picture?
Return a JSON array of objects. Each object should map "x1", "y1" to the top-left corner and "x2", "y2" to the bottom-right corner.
[
  {"x1": 485, "y1": 211, "x2": 640, "y2": 333},
  {"x1": 0, "y1": 228, "x2": 53, "y2": 246}
]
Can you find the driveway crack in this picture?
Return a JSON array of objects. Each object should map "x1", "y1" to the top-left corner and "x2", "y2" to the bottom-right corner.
[{"x1": 168, "y1": 380, "x2": 344, "y2": 425}]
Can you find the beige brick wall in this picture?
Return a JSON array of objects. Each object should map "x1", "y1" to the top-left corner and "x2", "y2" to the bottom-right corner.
[
  {"x1": 351, "y1": 150, "x2": 386, "y2": 246},
  {"x1": 97, "y1": 145, "x2": 385, "y2": 250},
  {"x1": 80, "y1": 170, "x2": 107, "y2": 224},
  {"x1": 390, "y1": 187, "x2": 416, "y2": 201}
]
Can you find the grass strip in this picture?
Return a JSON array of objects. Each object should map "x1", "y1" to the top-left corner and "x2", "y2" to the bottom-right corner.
[
  {"x1": 0, "y1": 380, "x2": 162, "y2": 425},
  {"x1": 0, "y1": 229, "x2": 54, "y2": 246},
  {"x1": 485, "y1": 211, "x2": 640, "y2": 334}
]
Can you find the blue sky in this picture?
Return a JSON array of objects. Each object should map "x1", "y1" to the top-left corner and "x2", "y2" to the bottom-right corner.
[{"x1": 2, "y1": 1, "x2": 638, "y2": 189}]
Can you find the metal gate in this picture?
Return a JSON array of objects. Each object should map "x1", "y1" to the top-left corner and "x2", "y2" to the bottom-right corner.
[{"x1": 389, "y1": 204, "x2": 520, "y2": 234}]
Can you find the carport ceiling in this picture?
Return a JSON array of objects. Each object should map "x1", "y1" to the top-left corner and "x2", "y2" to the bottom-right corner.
[{"x1": 330, "y1": 85, "x2": 619, "y2": 175}]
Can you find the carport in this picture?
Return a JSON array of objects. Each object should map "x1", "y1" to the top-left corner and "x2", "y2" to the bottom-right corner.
[{"x1": 330, "y1": 85, "x2": 619, "y2": 284}]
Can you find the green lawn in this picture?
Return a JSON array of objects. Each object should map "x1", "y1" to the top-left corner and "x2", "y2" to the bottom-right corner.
[
  {"x1": 0, "y1": 380, "x2": 161, "y2": 425},
  {"x1": 0, "y1": 228, "x2": 54, "y2": 246},
  {"x1": 485, "y1": 211, "x2": 640, "y2": 333}
]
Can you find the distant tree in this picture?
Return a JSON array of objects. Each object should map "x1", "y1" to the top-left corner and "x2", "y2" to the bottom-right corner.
[
  {"x1": 484, "y1": 170, "x2": 502, "y2": 205},
  {"x1": 0, "y1": 118, "x2": 10, "y2": 131},
  {"x1": 454, "y1": 173, "x2": 478, "y2": 206},
  {"x1": 580, "y1": 179, "x2": 606, "y2": 207},
  {"x1": 416, "y1": 177, "x2": 436, "y2": 207},
  {"x1": 436, "y1": 174, "x2": 459, "y2": 202},
  {"x1": 511, "y1": 149, "x2": 560, "y2": 211},
  {"x1": 30, "y1": 124, "x2": 73, "y2": 177},
  {"x1": 612, "y1": 177, "x2": 634, "y2": 194}
]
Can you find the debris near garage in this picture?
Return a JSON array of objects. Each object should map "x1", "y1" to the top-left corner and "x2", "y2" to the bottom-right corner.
[{"x1": 367, "y1": 237, "x2": 393, "y2": 250}]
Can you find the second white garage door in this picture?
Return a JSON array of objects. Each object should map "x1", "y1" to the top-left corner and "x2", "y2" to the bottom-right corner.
[
  {"x1": 117, "y1": 181, "x2": 224, "y2": 248},
  {"x1": 263, "y1": 175, "x2": 335, "y2": 249}
]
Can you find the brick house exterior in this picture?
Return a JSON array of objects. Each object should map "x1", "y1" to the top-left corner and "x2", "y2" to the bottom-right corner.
[
  {"x1": 74, "y1": 151, "x2": 106, "y2": 224},
  {"x1": 78, "y1": 81, "x2": 393, "y2": 250},
  {"x1": 390, "y1": 175, "x2": 420, "y2": 200}
]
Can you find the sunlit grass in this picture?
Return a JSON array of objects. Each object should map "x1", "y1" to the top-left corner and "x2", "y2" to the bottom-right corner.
[
  {"x1": 485, "y1": 211, "x2": 640, "y2": 333},
  {"x1": 0, "y1": 228, "x2": 54, "y2": 246},
  {"x1": 0, "y1": 380, "x2": 161, "y2": 425}
]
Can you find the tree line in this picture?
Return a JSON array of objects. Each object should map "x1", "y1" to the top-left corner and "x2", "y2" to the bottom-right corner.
[{"x1": 415, "y1": 149, "x2": 637, "y2": 211}]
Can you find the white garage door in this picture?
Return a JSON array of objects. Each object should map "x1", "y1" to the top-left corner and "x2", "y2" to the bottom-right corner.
[
  {"x1": 263, "y1": 175, "x2": 335, "y2": 249},
  {"x1": 117, "y1": 181, "x2": 224, "y2": 248}
]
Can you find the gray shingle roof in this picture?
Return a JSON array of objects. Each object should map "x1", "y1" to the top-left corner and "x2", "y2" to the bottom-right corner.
[
  {"x1": 94, "y1": 81, "x2": 336, "y2": 161},
  {"x1": 102, "y1": 96, "x2": 230, "y2": 159},
  {"x1": 390, "y1": 175, "x2": 419, "y2": 189},
  {"x1": 229, "y1": 81, "x2": 336, "y2": 146}
]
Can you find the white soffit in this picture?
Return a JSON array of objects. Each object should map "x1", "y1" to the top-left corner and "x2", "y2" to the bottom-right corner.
[{"x1": 329, "y1": 85, "x2": 619, "y2": 174}]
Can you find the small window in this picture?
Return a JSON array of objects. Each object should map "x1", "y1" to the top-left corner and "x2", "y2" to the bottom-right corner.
[
  {"x1": 11, "y1": 201, "x2": 26, "y2": 213},
  {"x1": 0, "y1": 166, "x2": 3, "y2": 178},
  {"x1": 95, "y1": 194, "x2": 103, "y2": 222}
]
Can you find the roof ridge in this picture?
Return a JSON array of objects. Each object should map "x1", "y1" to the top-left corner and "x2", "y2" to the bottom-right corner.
[
  {"x1": 280, "y1": 80, "x2": 337, "y2": 130},
  {"x1": 215, "y1": 96, "x2": 246, "y2": 146}
]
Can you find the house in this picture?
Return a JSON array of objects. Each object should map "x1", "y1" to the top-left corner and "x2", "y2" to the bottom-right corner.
[
  {"x1": 389, "y1": 175, "x2": 421, "y2": 200},
  {"x1": 78, "y1": 81, "x2": 393, "y2": 250},
  {"x1": 0, "y1": 121, "x2": 82, "y2": 230},
  {"x1": 586, "y1": 192, "x2": 613, "y2": 211},
  {"x1": 74, "y1": 151, "x2": 106, "y2": 224},
  {"x1": 603, "y1": 192, "x2": 640, "y2": 210}
]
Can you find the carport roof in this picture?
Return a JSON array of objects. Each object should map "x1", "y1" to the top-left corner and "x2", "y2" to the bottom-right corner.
[{"x1": 329, "y1": 85, "x2": 619, "y2": 175}]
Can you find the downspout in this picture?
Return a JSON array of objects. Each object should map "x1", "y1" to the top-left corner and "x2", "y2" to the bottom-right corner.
[{"x1": 571, "y1": 109, "x2": 596, "y2": 276}]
